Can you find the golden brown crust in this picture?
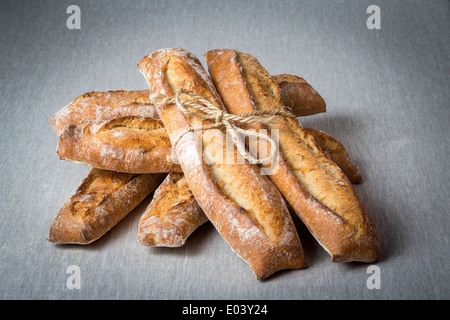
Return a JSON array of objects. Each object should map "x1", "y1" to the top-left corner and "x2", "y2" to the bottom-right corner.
[
  {"x1": 54, "y1": 105, "x2": 362, "y2": 178},
  {"x1": 51, "y1": 74, "x2": 324, "y2": 136},
  {"x1": 56, "y1": 115, "x2": 182, "y2": 173},
  {"x1": 50, "y1": 90, "x2": 158, "y2": 134},
  {"x1": 47, "y1": 168, "x2": 165, "y2": 244},
  {"x1": 305, "y1": 128, "x2": 362, "y2": 184},
  {"x1": 138, "y1": 172, "x2": 208, "y2": 247},
  {"x1": 205, "y1": 49, "x2": 378, "y2": 263},
  {"x1": 138, "y1": 48, "x2": 306, "y2": 279},
  {"x1": 136, "y1": 128, "x2": 363, "y2": 246},
  {"x1": 272, "y1": 74, "x2": 326, "y2": 116}
]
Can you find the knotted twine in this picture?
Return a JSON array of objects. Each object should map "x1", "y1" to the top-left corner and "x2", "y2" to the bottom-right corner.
[{"x1": 149, "y1": 89, "x2": 297, "y2": 165}]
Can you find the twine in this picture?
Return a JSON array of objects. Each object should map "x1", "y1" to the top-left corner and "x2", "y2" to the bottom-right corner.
[{"x1": 149, "y1": 89, "x2": 297, "y2": 165}]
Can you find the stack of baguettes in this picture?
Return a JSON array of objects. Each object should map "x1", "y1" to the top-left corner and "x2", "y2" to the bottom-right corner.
[{"x1": 48, "y1": 48, "x2": 378, "y2": 280}]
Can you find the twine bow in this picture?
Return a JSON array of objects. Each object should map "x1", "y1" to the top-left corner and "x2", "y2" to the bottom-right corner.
[{"x1": 149, "y1": 89, "x2": 297, "y2": 165}]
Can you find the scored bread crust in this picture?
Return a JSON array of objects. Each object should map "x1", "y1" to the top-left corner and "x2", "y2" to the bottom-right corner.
[
  {"x1": 50, "y1": 75, "x2": 324, "y2": 136},
  {"x1": 57, "y1": 115, "x2": 182, "y2": 173},
  {"x1": 272, "y1": 74, "x2": 326, "y2": 116},
  {"x1": 138, "y1": 48, "x2": 306, "y2": 280},
  {"x1": 54, "y1": 91, "x2": 361, "y2": 181},
  {"x1": 205, "y1": 49, "x2": 378, "y2": 263},
  {"x1": 55, "y1": 100, "x2": 361, "y2": 180},
  {"x1": 306, "y1": 128, "x2": 362, "y2": 184},
  {"x1": 138, "y1": 172, "x2": 208, "y2": 247},
  {"x1": 50, "y1": 90, "x2": 158, "y2": 134},
  {"x1": 137, "y1": 126, "x2": 364, "y2": 247},
  {"x1": 47, "y1": 168, "x2": 165, "y2": 244},
  {"x1": 137, "y1": 124, "x2": 364, "y2": 247}
]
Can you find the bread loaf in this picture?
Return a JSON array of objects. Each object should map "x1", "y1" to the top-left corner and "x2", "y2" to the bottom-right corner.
[
  {"x1": 138, "y1": 172, "x2": 208, "y2": 247},
  {"x1": 138, "y1": 48, "x2": 306, "y2": 279},
  {"x1": 306, "y1": 128, "x2": 362, "y2": 184},
  {"x1": 272, "y1": 74, "x2": 326, "y2": 116},
  {"x1": 57, "y1": 116, "x2": 362, "y2": 185},
  {"x1": 57, "y1": 115, "x2": 182, "y2": 173},
  {"x1": 48, "y1": 168, "x2": 165, "y2": 244},
  {"x1": 51, "y1": 90, "x2": 158, "y2": 134},
  {"x1": 51, "y1": 74, "x2": 325, "y2": 135},
  {"x1": 138, "y1": 127, "x2": 364, "y2": 247},
  {"x1": 57, "y1": 114, "x2": 361, "y2": 181},
  {"x1": 137, "y1": 126, "x2": 364, "y2": 249},
  {"x1": 205, "y1": 49, "x2": 378, "y2": 263}
]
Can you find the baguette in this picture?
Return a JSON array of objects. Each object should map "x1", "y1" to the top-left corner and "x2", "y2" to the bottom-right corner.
[
  {"x1": 53, "y1": 91, "x2": 358, "y2": 178},
  {"x1": 50, "y1": 74, "x2": 325, "y2": 135},
  {"x1": 51, "y1": 90, "x2": 158, "y2": 134},
  {"x1": 57, "y1": 115, "x2": 182, "y2": 173},
  {"x1": 57, "y1": 116, "x2": 362, "y2": 180},
  {"x1": 48, "y1": 168, "x2": 165, "y2": 244},
  {"x1": 138, "y1": 128, "x2": 363, "y2": 247},
  {"x1": 272, "y1": 74, "x2": 326, "y2": 116},
  {"x1": 138, "y1": 48, "x2": 306, "y2": 280},
  {"x1": 205, "y1": 49, "x2": 378, "y2": 263},
  {"x1": 138, "y1": 172, "x2": 208, "y2": 247},
  {"x1": 57, "y1": 110, "x2": 361, "y2": 181},
  {"x1": 306, "y1": 128, "x2": 362, "y2": 184}
]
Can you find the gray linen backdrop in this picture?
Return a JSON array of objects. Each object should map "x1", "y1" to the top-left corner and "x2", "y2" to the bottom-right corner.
[{"x1": 0, "y1": 0, "x2": 448, "y2": 299}]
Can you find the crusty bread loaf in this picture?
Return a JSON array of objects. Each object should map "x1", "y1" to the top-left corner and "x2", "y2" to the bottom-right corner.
[
  {"x1": 56, "y1": 109, "x2": 363, "y2": 180},
  {"x1": 272, "y1": 74, "x2": 326, "y2": 116},
  {"x1": 50, "y1": 74, "x2": 324, "y2": 135},
  {"x1": 48, "y1": 168, "x2": 165, "y2": 244},
  {"x1": 57, "y1": 115, "x2": 182, "y2": 173},
  {"x1": 138, "y1": 48, "x2": 306, "y2": 280},
  {"x1": 138, "y1": 172, "x2": 208, "y2": 247},
  {"x1": 51, "y1": 90, "x2": 158, "y2": 134},
  {"x1": 205, "y1": 49, "x2": 378, "y2": 263},
  {"x1": 306, "y1": 128, "x2": 362, "y2": 184},
  {"x1": 138, "y1": 127, "x2": 363, "y2": 247}
]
